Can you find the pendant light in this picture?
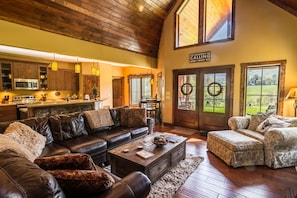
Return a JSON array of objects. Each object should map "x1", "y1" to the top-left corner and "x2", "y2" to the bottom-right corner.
[
  {"x1": 74, "y1": 57, "x2": 80, "y2": 73},
  {"x1": 95, "y1": 62, "x2": 100, "y2": 76},
  {"x1": 51, "y1": 53, "x2": 58, "y2": 71},
  {"x1": 91, "y1": 60, "x2": 97, "y2": 74}
]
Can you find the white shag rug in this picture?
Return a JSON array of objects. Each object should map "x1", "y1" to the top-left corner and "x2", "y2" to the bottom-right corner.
[{"x1": 147, "y1": 154, "x2": 204, "y2": 198}]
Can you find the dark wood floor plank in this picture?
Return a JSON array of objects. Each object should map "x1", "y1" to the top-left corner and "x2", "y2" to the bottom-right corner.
[{"x1": 154, "y1": 125, "x2": 297, "y2": 198}]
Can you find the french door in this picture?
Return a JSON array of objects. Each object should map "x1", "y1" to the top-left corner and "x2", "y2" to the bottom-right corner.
[{"x1": 173, "y1": 65, "x2": 234, "y2": 131}]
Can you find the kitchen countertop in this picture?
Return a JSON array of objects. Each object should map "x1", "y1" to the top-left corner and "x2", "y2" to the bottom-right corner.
[
  {"x1": 23, "y1": 99, "x2": 102, "y2": 107},
  {"x1": 0, "y1": 103, "x2": 17, "y2": 107},
  {"x1": 0, "y1": 99, "x2": 103, "y2": 107}
]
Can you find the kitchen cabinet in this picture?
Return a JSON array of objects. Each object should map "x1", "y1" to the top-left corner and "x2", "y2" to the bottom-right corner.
[
  {"x1": 48, "y1": 69, "x2": 79, "y2": 91},
  {"x1": 13, "y1": 62, "x2": 38, "y2": 79},
  {"x1": 0, "y1": 105, "x2": 17, "y2": 121},
  {"x1": 0, "y1": 61, "x2": 13, "y2": 90},
  {"x1": 83, "y1": 75, "x2": 100, "y2": 99},
  {"x1": 39, "y1": 65, "x2": 48, "y2": 90}
]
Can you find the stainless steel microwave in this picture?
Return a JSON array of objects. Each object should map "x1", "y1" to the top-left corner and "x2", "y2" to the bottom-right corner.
[{"x1": 14, "y1": 78, "x2": 39, "y2": 90}]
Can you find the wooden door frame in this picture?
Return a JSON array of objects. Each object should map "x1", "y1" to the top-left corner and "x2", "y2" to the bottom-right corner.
[
  {"x1": 112, "y1": 76, "x2": 124, "y2": 107},
  {"x1": 173, "y1": 65, "x2": 234, "y2": 130}
]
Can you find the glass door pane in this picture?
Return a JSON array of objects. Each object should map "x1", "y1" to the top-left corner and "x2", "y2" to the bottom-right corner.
[
  {"x1": 203, "y1": 73, "x2": 226, "y2": 113},
  {"x1": 178, "y1": 74, "x2": 196, "y2": 110}
]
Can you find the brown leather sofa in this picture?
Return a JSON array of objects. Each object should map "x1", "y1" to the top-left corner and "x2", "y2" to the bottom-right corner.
[
  {"x1": 0, "y1": 106, "x2": 154, "y2": 166},
  {"x1": 0, "y1": 106, "x2": 153, "y2": 197},
  {"x1": 0, "y1": 150, "x2": 151, "y2": 198}
]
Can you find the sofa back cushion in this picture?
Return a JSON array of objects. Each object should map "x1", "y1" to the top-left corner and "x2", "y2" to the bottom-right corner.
[
  {"x1": 21, "y1": 117, "x2": 54, "y2": 144},
  {"x1": 50, "y1": 112, "x2": 88, "y2": 142},
  {"x1": 0, "y1": 117, "x2": 54, "y2": 144},
  {"x1": 0, "y1": 149, "x2": 65, "y2": 198}
]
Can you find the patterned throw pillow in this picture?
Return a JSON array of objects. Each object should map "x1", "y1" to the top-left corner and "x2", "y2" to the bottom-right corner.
[
  {"x1": 84, "y1": 109, "x2": 114, "y2": 130},
  {"x1": 256, "y1": 115, "x2": 290, "y2": 133},
  {"x1": 247, "y1": 112, "x2": 273, "y2": 131},
  {"x1": 34, "y1": 153, "x2": 97, "y2": 170},
  {"x1": 126, "y1": 108, "x2": 147, "y2": 128},
  {"x1": 120, "y1": 108, "x2": 129, "y2": 126},
  {"x1": 47, "y1": 169, "x2": 115, "y2": 196},
  {"x1": 4, "y1": 122, "x2": 46, "y2": 159}
]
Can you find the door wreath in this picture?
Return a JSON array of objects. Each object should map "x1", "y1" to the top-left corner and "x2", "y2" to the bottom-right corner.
[
  {"x1": 207, "y1": 82, "x2": 223, "y2": 97},
  {"x1": 180, "y1": 83, "x2": 193, "y2": 96}
]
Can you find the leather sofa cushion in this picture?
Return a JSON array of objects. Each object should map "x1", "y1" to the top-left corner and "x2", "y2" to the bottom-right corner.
[
  {"x1": 50, "y1": 112, "x2": 88, "y2": 141},
  {"x1": 130, "y1": 127, "x2": 149, "y2": 139},
  {"x1": 92, "y1": 128, "x2": 131, "y2": 149},
  {"x1": 58, "y1": 135, "x2": 107, "y2": 154},
  {"x1": 0, "y1": 150, "x2": 65, "y2": 198},
  {"x1": 0, "y1": 117, "x2": 54, "y2": 144},
  {"x1": 109, "y1": 108, "x2": 121, "y2": 127},
  {"x1": 21, "y1": 117, "x2": 54, "y2": 144},
  {"x1": 40, "y1": 143, "x2": 71, "y2": 157}
]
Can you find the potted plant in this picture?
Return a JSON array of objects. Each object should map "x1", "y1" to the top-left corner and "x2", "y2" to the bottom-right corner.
[{"x1": 92, "y1": 85, "x2": 98, "y2": 100}]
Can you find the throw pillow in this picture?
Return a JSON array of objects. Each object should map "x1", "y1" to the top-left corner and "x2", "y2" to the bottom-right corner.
[
  {"x1": 256, "y1": 115, "x2": 290, "y2": 133},
  {"x1": 0, "y1": 134, "x2": 36, "y2": 162},
  {"x1": 247, "y1": 112, "x2": 274, "y2": 131},
  {"x1": 34, "y1": 153, "x2": 97, "y2": 170},
  {"x1": 47, "y1": 169, "x2": 115, "y2": 196},
  {"x1": 126, "y1": 108, "x2": 147, "y2": 128},
  {"x1": 4, "y1": 122, "x2": 46, "y2": 159},
  {"x1": 84, "y1": 109, "x2": 114, "y2": 129},
  {"x1": 120, "y1": 107, "x2": 129, "y2": 126},
  {"x1": 272, "y1": 115, "x2": 297, "y2": 127}
]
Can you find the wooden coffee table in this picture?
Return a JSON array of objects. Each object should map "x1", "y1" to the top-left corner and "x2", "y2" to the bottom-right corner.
[{"x1": 108, "y1": 132, "x2": 187, "y2": 183}]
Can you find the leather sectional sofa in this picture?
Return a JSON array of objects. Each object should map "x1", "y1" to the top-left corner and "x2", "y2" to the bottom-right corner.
[
  {"x1": 0, "y1": 106, "x2": 153, "y2": 197},
  {"x1": 0, "y1": 106, "x2": 154, "y2": 165}
]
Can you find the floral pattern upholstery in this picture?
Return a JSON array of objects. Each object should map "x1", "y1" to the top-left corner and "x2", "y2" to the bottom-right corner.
[
  {"x1": 207, "y1": 130, "x2": 264, "y2": 168},
  {"x1": 227, "y1": 116, "x2": 297, "y2": 169}
]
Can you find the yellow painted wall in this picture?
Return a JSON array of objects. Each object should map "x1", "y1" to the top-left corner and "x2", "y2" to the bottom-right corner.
[
  {"x1": 124, "y1": 67, "x2": 157, "y2": 105},
  {"x1": 159, "y1": 0, "x2": 297, "y2": 124},
  {"x1": 0, "y1": 20, "x2": 153, "y2": 68}
]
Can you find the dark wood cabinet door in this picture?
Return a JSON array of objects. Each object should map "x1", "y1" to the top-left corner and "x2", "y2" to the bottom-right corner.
[
  {"x1": 64, "y1": 70, "x2": 79, "y2": 91},
  {"x1": 13, "y1": 62, "x2": 38, "y2": 79},
  {"x1": 83, "y1": 75, "x2": 99, "y2": 98},
  {"x1": 47, "y1": 69, "x2": 58, "y2": 90}
]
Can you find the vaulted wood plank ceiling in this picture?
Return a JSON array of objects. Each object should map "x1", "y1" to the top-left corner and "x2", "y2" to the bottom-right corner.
[
  {"x1": 0, "y1": 0, "x2": 296, "y2": 59},
  {"x1": 0, "y1": 0, "x2": 178, "y2": 58}
]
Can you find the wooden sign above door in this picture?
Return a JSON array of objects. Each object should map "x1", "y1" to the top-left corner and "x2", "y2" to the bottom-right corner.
[{"x1": 189, "y1": 51, "x2": 211, "y2": 63}]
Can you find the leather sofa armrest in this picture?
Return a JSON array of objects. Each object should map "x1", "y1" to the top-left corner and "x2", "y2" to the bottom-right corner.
[
  {"x1": 228, "y1": 116, "x2": 250, "y2": 130},
  {"x1": 147, "y1": 118, "x2": 155, "y2": 134},
  {"x1": 95, "y1": 171, "x2": 151, "y2": 198}
]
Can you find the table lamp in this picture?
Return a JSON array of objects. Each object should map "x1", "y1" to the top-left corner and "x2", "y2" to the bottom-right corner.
[{"x1": 285, "y1": 87, "x2": 297, "y2": 116}]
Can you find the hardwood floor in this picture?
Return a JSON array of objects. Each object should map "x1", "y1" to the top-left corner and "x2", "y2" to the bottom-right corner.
[{"x1": 154, "y1": 125, "x2": 297, "y2": 198}]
